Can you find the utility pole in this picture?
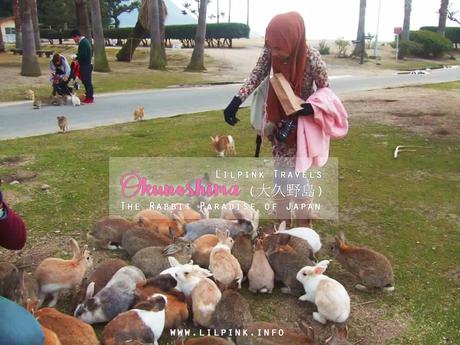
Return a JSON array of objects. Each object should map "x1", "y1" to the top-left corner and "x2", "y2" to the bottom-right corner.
[
  {"x1": 228, "y1": 0, "x2": 231, "y2": 22},
  {"x1": 374, "y1": 0, "x2": 382, "y2": 57},
  {"x1": 246, "y1": 0, "x2": 249, "y2": 26}
]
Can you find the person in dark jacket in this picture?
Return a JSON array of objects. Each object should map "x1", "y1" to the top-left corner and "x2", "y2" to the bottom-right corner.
[
  {"x1": 0, "y1": 191, "x2": 44, "y2": 345},
  {"x1": 70, "y1": 29, "x2": 94, "y2": 104}
]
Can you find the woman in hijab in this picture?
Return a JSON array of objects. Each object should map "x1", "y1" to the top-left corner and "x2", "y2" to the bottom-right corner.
[{"x1": 223, "y1": 12, "x2": 329, "y2": 227}]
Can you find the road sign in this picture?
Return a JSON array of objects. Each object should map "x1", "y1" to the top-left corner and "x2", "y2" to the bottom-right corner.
[{"x1": 394, "y1": 27, "x2": 402, "y2": 35}]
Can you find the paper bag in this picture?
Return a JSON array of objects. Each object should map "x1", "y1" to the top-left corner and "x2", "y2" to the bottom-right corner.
[{"x1": 270, "y1": 73, "x2": 304, "y2": 116}]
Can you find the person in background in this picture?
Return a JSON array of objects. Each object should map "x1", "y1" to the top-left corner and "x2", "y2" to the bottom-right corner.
[
  {"x1": 70, "y1": 29, "x2": 94, "y2": 104},
  {"x1": 0, "y1": 191, "x2": 44, "y2": 345},
  {"x1": 223, "y1": 12, "x2": 329, "y2": 227},
  {"x1": 49, "y1": 53, "x2": 71, "y2": 96}
]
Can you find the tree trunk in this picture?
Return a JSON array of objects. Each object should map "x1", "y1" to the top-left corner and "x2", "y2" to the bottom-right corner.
[
  {"x1": 352, "y1": 0, "x2": 366, "y2": 57},
  {"x1": 0, "y1": 27, "x2": 5, "y2": 53},
  {"x1": 438, "y1": 0, "x2": 449, "y2": 36},
  {"x1": 75, "y1": 0, "x2": 91, "y2": 38},
  {"x1": 116, "y1": 20, "x2": 147, "y2": 61},
  {"x1": 20, "y1": 0, "x2": 41, "y2": 76},
  {"x1": 402, "y1": 0, "x2": 411, "y2": 41},
  {"x1": 31, "y1": 0, "x2": 40, "y2": 50},
  {"x1": 159, "y1": 0, "x2": 166, "y2": 60},
  {"x1": 187, "y1": 0, "x2": 208, "y2": 71},
  {"x1": 90, "y1": 0, "x2": 110, "y2": 72},
  {"x1": 149, "y1": 0, "x2": 166, "y2": 69},
  {"x1": 13, "y1": 0, "x2": 22, "y2": 49}
]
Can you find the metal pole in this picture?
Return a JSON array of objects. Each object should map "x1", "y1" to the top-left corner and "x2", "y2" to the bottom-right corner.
[
  {"x1": 374, "y1": 0, "x2": 382, "y2": 57},
  {"x1": 395, "y1": 34, "x2": 399, "y2": 63},
  {"x1": 247, "y1": 0, "x2": 249, "y2": 26}
]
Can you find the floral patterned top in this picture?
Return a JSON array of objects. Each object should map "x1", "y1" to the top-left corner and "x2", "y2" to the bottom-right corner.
[
  {"x1": 236, "y1": 47, "x2": 330, "y2": 165},
  {"x1": 236, "y1": 47, "x2": 329, "y2": 103}
]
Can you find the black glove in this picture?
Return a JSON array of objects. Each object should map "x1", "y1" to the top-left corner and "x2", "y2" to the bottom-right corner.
[
  {"x1": 298, "y1": 103, "x2": 314, "y2": 116},
  {"x1": 224, "y1": 96, "x2": 242, "y2": 126}
]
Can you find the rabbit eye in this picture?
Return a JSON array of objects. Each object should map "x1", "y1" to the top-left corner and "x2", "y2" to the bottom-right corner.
[
  {"x1": 184, "y1": 272, "x2": 189, "y2": 276},
  {"x1": 303, "y1": 272, "x2": 307, "y2": 276}
]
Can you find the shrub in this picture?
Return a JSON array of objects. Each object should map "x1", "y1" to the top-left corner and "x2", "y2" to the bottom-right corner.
[
  {"x1": 397, "y1": 40, "x2": 424, "y2": 58},
  {"x1": 409, "y1": 30, "x2": 453, "y2": 57},
  {"x1": 318, "y1": 40, "x2": 330, "y2": 55},
  {"x1": 335, "y1": 38, "x2": 350, "y2": 58},
  {"x1": 420, "y1": 26, "x2": 460, "y2": 46}
]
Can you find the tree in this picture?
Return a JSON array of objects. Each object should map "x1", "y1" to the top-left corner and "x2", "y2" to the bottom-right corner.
[
  {"x1": 448, "y1": 6, "x2": 460, "y2": 24},
  {"x1": 187, "y1": 0, "x2": 208, "y2": 71},
  {"x1": 402, "y1": 0, "x2": 412, "y2": 41},
  {"x1": 36, "y1": 0, "x2": 77, "y2": 30},
  {"x1": 149, "y1": 0, "x2": 166, "y2": 69},
  {"x1": 0, "y1": 1, "x2": 12, "y2": 16},
  {"x1": 116, "y1": 0, "x2": 166, "y2": 62},
  {"x1": 75, "y1": 0, "x2": 91, "y2": 37},
  {"x1": 31, "y1": 0, "x2": 40, "y2": 50},
  {"x1": 20, "y1": 0, "x2": 41, "y2": 76},
  {"x1": 438, "y1": 0, "x2": 449, "y2": 36},
  {"x1": 13, "y1": 0, "x2": 22, "y2": 49},
  {"x1": 0, "y1": 26, "x2": 5, "y2": 53},
  {"x1": 352, "y1": 0, "x2": 366, "y2": 58},
  {"x1": 106, "y1": 0, "x2": 141, "y2": 28},
  {"x1": 90, "y1": 0, "x2": 110, "y2": 72}
]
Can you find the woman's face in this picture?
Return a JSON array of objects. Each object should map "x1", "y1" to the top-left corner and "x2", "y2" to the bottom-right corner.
[{"x1": 266, "y1": 36, "x2": 290, "y2": 62}]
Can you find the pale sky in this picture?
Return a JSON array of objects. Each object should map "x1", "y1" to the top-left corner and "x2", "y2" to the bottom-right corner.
[{"x1": 205, "y1": 0, "x2": 460, "y2": 41}]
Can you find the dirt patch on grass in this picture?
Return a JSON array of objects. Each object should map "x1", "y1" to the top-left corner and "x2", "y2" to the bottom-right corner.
[{"x1": 342, "y1": 88, "x2": 460, "y2": 140}]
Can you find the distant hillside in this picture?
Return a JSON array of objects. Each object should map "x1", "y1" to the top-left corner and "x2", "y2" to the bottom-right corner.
[{"x1": 118, "y1": 0, "x2": 198, "y2": 27}]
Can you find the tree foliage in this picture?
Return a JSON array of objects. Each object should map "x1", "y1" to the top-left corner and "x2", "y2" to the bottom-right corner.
[{"x1": 106, "y1": 0, "x2": 141, "y2": 28}]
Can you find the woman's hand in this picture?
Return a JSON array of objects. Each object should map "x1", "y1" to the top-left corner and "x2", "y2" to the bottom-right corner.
[
  {"x1": 223, "y1": 96, "x2": 242, "y2": 126},
  {"x1": 298, "y1": 103, "x2": 314, "y2": 116}
]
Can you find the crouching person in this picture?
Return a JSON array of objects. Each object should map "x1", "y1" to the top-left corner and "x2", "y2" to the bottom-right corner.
[{"x1": 0, "y1": 191, "x2": 44, "y2": 345}]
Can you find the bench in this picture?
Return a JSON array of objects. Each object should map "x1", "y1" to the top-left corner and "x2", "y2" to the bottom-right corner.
[{"x1": 10, "y1": 49, "x2": 54, "y2": 58}]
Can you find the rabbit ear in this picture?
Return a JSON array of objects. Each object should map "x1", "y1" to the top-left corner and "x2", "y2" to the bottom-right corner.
[
  {"x1": 278, "y1": 221, "x2": 286, "y2": 232},
  {"x1": 168, "y1": 227, "x2": 176, "y2": 241},
  {"x1": 195, "y1": 267, "x2": 212, "y2": 278},
  {"x1": 335, "y1": 233, "x2": 344, "y2": 247},
  {"x1": 86, "y1": 282, "x2": 95, "y2": 300},
  {"x1": 232, "y1": 208, "x2": 244, "y2": 219},
  {"x1": 317, "y1": 260, "x2": 330, "y2": 269},
  {"x1": 168, "y1": 256, "x2": 181, "y2": 267},
  {"x1": 313, "y1": 265, "x2": 327, "y2": 275},
  {"x1": 225, "y1": 230, "x2": 230, "y2": 238},
  {"x1": 69, "y1": 238, "x2": 80, "y2": 259},
  {"x1": 162, "y1": 243, "x2": 179, "y2": 256},
  {"x1": 336, "y1": 325, "x2": 349, "y2": 340}
]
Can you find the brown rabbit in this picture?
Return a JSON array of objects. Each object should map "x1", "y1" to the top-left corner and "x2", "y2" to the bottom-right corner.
[
  {"x1": 134, "y1": 209, "x2": 185, "y2": 237},
  {"x1": 330, "y1": 232, "x2": 395, "y2": 292},
  {"x1": 34, "y1": 307, "x2": 99, "y2": 345},
  {"x1": 57, "y1": 116, "x2": 69, "y2": 133},
  {"x1": 325, "y1": 324, "x2": 351, "y2": 345},
  {"x1": 176, "y1": 337, "x2": 232, "y2": 345},
  {"x1": 248, "y1": 239, "x2": 274, "y2": 294},
  {"x1": 35, "y1": 238, "x2": 93, "y2": 307},
  {"x1": 167, "y1": 203, "x2": 202, "y2": 224},
  {"x1": 209, "y1": 229, "x2": 243, "y2": 290},
  {"x1": 232, "y1": 233, "x2": 254, "y2": 275},
  {"x1": 133, "y1": 106, "x2": 145, "y2": 121},
  {"x1": 236, "y1": 321, "x2": 317, "y2": 345},
  {"x1": 0, "y1": 262, "x2": 21, "y2": 301},
  {"x1": 134, "y1": 274, "x2": 189, "y2": 329},
  {"x1": 266, "y1": 234, "x2": 312, "y2": 295},
  {"x1": 121, "y1": 226, "x2": 173, "y2": 257},
  {"x1": 87, "y1": 215, "x2": 136, "y2": 250},
  {"x1": 132, "y1": 237, "x2": 195, "y2": 278},
  {"x1": 211, "y1": 135, "x2": 236, "y2": 157},
  {"x1": 211, "y1": 290, "x2": 253, "y2": 331},
  {"x1": 192, "y1": 234, "x2": 219, "y2": 268},
  {"x1": 73, "y1": 259, "x2": 127, "y2": 309}
]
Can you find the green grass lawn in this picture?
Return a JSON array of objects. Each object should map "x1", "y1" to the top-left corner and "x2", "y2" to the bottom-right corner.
[
  {"x1": 0, "y1": 108, "x2": 459, "y2": 344},
  {"x1": 0, "y1": 45, "x2": 222, "y2": 102},
  {"x1": 419, "y1": 80, "x2": 460, "y2": 90}
]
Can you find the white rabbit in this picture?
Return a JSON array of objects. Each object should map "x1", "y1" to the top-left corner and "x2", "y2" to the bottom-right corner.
[
  {"x1": 71, "y1": 93, "x2": 81, "y2": 106},
  {"x1": 275, "y1": 221, "x2": 321, "y2": 254},
  {"x1": 296, "y1": 260, "x2": 350, "y2": 324}
]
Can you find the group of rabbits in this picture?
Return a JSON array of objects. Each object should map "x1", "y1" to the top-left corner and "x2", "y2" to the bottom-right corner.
[{"x1": 1, "y1": 200, "x2": 395, "y2": 345}]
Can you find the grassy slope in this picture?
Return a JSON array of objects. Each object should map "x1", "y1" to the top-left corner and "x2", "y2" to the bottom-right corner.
[{"x1": 0, "y1": 108, "x2": 459, "y2": 344}]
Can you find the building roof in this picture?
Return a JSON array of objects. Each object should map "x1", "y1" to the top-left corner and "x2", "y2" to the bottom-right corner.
[{"x1": 0, "y1": 17, "x2": 14, "y2": 24}]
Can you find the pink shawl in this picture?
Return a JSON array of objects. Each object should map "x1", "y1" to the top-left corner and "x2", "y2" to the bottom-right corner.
[{"x1": 296, "y1": 87, "x2": 348, "y2": 172}]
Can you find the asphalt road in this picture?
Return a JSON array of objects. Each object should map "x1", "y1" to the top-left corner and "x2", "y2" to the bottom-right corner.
[{"x1": 1, "y1": 66, "x2": 459, "y2": 140}]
